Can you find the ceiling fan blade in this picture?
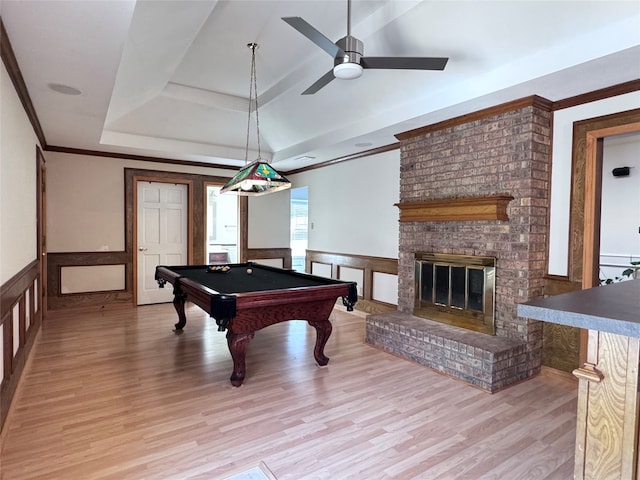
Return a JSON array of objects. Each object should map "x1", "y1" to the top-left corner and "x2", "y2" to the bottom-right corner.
[
  {"x1": 302, "y1": 69, "x2": 336, "y2": 95},
  {"x1": 282, "y1": 17, "x2": 345, "y2": 59},
  {"x1": 361, "y1": 57, "x2": 449, "y2": 71}
]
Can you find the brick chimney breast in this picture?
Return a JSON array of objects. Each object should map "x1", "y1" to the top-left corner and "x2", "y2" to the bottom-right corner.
[{"x1": 366, "y1": 97, "x2": 553, "y2": 392}]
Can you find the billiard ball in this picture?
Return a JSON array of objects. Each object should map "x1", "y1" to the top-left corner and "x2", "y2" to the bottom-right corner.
[{"x1": 246, "y1": 268, "x2": 253, "y2": 274}]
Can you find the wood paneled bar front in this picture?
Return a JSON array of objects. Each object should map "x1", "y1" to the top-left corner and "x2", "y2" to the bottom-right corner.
[{"x1": 519, "y1": 279, "x2": 640, "y2": 479}]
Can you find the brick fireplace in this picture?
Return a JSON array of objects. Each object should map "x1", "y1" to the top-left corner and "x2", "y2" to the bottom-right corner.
[{"x1": 365, "y1": 96, "x2": 552, "y2": 392}]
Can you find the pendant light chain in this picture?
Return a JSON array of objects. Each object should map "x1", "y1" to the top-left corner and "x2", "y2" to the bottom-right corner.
[
  {"x1": 244, "y1": 42, "x2": 261, "y2": 163},
  {"x1": 220, "y1": 42, "x2": 291, "y2": 196}
]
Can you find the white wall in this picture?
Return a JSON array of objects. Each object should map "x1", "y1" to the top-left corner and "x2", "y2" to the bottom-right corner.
[
  {"x1": 599, "y1": 132, "x2": 640, "y2": 281},
  {"x1": 291, "y1": 149, "x2": 400, "y2": 259},
  {"x1": 247, "y1": 190, "x2": 290, "y2": 248},
  {"x1": 46, "y1": 152, "x2": 124, "y2": 252},
  {"x1": 0, "y1": 62, "x2": 39, "y2": 283},
  {"x1": 548, "y1": 91, "x2": 640, "y2": 276}
]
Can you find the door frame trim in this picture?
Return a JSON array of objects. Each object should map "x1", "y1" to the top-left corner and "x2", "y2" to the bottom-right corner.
[
  {"x1": 569, "y1": 109, "x2": 640, "y2": 285},
  {"x1": 125, "y1": 168, "x2": 240, "y2": 307},
  {"x1": 570, "y1": 110, "x2": 640, "y2": 364},
  {"x1": 582, "y1": 121, "x2": 640, "y2": 289},
  {"x1": 36, "y1": 146, "x2": 46, "y2": 316}
]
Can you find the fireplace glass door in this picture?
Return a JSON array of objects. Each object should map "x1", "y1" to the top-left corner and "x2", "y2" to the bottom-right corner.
[{"x1": 415, "y1": 253, "x2": 496, "y2": 334}]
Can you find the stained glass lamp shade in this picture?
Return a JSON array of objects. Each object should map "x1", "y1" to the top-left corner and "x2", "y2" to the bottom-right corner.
[{"x1": 220, "y1": 159, "x2": 291, "y2": 196}]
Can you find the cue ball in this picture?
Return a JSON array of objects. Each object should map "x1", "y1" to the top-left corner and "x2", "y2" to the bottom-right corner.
[{"x1": 246, "y1": 268, "x2": 252, "y2": 274}]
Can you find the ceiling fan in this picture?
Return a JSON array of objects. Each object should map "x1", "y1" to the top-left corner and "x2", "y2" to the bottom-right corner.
[{"x1": 282, "y1": 0, "x2": 449, "y2": 95}]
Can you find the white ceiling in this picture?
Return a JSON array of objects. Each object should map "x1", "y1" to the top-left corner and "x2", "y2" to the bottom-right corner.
[{"x1": 2, "y1": 0, "x2": 639, "y2": 172}]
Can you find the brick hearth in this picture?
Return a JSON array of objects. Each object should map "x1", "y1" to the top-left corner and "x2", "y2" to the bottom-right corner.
[
  {"x1": 365, "y1": 96, "x2": 552, "y2": 392},
  {"x1": 366, "y1": 313, "x2": 527, "y2": 392}
]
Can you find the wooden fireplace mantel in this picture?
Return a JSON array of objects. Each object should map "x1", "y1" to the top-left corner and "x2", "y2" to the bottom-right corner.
[{"x1": 395, "y1": 195, "x2": 514, "y2": 222}]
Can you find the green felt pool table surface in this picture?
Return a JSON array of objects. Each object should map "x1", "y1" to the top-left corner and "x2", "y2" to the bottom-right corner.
[{"x1": 165, "y1": 263, "x2": 341, "y2": 294}]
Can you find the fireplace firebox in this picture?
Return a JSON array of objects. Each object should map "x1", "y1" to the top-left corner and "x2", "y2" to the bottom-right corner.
[{"x1": 414, "y1": 253, "x2": 496, "y2": 334}]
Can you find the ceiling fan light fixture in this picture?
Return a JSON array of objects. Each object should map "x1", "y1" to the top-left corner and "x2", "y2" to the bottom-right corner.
[
  {"x1": 333, "y1": 62, "x2": 363, "y2": 80},
  {"x1": 282, "y1": 0, "x2": 449, "y2": 94}
]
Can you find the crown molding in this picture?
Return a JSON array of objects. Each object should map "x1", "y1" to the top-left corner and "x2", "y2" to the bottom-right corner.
[
  {"x1": 395, "y1": 96, "x2": 553, "y2": 141},
  {"x1": 552, "y1": 79, "x2": 640, "y2": 111},
  {"x1": 44, "y1": 145, "x2": 235, "y2": 171},
  {"x1": 0, "y1": 18, "x2": 47, "y2": 147},
  {"x1": 285, "y1": 143, "x2": 400, "y2": 175}
]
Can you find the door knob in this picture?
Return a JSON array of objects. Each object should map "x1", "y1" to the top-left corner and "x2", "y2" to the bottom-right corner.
[{"x1": 138, "y1": 247, "x2": 148, "y2": 252}]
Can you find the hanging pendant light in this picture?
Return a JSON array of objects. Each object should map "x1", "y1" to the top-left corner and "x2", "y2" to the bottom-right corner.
[{"x1": 221, "y1": 43, "x2": 291, "y2": 196}]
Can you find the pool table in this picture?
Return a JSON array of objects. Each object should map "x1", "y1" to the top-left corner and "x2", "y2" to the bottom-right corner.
[{"x1": 155, "y1": 262, "x2": 358, "y2": 386}]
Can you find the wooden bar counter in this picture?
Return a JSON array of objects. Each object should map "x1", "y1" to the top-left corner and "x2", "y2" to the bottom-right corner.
[{"x1": 519, "y1": 279, "x2": 640, "y2": 479}]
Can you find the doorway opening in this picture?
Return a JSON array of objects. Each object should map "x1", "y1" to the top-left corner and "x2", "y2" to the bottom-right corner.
[
  {"x1": 599, "y1": 132, "x2": 640, "y2": 284},
  {"x1": 290, "y1": 187, "x2": 308, "y2": 272},
  {"x1": 206, "y1": 185, "x2": 239, "y2": 264}
]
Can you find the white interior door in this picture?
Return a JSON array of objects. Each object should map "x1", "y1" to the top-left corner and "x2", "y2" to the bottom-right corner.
[{"x1": 137, "y1": 182, "x2": 188, "y2": 305}]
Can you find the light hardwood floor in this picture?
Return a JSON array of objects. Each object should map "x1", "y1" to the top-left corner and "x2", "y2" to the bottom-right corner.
[{"x1": 1, "y1": 304, "x2": 577, "y2": 480}]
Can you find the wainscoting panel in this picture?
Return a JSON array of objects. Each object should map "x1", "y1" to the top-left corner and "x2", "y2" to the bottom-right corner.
[
  {"x1": 12, "y1": 303, "x2": 20, "y2": 356},
  {"x1": 306, "y1": 250, "x2": 397, "y2": 314},
  {"x1": 60, "y1": 264, "x2": 126, "y2": 294},
  {"x1": 337, "y1": 267, "x2": 364, "y2": 297},
  {"x1": 372, "y1": 271, "x2": 398, "y2": 304},
  {"x1": 47, "y1": 252, "x2": 132, "y2": 310},
  {"x1": 1, "y1": 260, "x2": 41, "y2": 432},
  {"x1": 542, "y1": 275, "x2": 583, "y2": 372},
  {"x1": 250, "y1": 258, "x2": 284, "y2": 269},
  {"x1": 310, "y1": 262, "x2": 332, "y2": 278},
  {"x1": 246, "y1": 248, "x2": 291, "y2": 270}
]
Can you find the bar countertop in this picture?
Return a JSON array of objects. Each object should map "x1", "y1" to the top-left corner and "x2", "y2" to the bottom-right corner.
[{"x1": 518, "y1": 279, "x2": 640, "y2": 338}]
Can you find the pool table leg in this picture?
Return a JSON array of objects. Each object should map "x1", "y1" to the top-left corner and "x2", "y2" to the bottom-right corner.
[
  {"x1": 226, "y1": 331, "x2": 255, "y2": 386},
  {"x1": 307, "y1": 319, "x2": 332, "y2": 366},
  {"x1": 172, "y1": 289, "x2": 188, "y2": 331}
]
